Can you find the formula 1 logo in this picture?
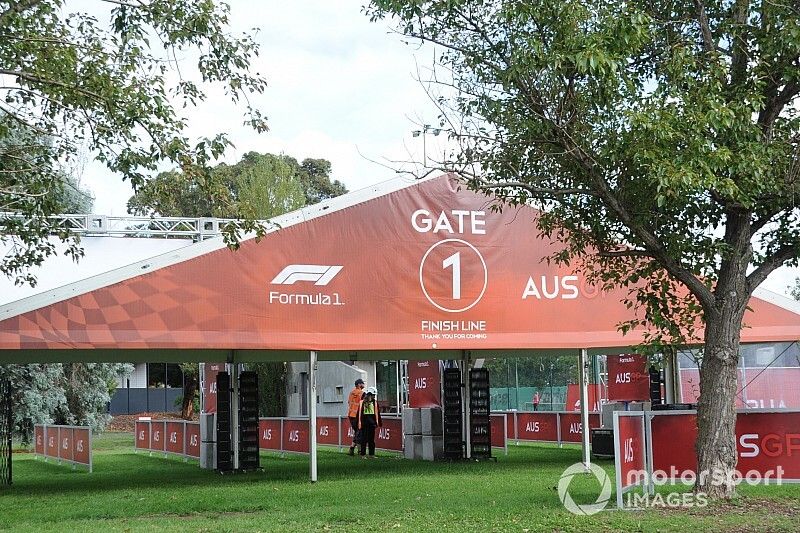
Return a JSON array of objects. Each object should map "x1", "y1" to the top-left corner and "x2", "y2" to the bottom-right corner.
[{"x1": 271, "y1": 265, "x2": 343, "y2": 286}]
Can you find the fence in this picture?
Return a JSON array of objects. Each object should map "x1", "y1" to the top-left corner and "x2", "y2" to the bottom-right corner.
[
  {"x1": 259, "y1": 416, "x2": 404, "y2": 454},
  {"x1": 611, "y1": 408, "x2": 800, "y2": 510},
  {"x1": 259, "y1": 414, "x2": 508, "y2": 456},
  {"x1": 1, "y1": 380, "x2": 10, "y2": 485},
  {"x1": 34, "y1": 424, "x2": 93, "y2": 472},
  {"x1": 494, "y1": 410, "x2": 601, "y2": 445},
  {"x1": 134, "y1": 419, "x2": 201, "y2": 460}
]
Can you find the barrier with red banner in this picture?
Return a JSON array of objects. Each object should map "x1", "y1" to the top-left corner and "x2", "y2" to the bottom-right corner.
[
  {"x1": 260, "y1": 416, "x2": 405, "y2": 454},
  {"x1": 34, "y1": 424, "x2": 92, "y2": 472},
  {"x1": 133, "y1": 418, "x2": 200, "y2": 460},
  {"x1": 494, "y1": 411, "x2": 601, "y2": 445},
  {"x1": 490, "y1": 413, "x2": 508, "y2": 455},
  {"x1": 201, "y1": 363, "x2": 225, "y2": 414},
  {"x1": 680, "y1": 367, "x2": 800, "y2": 409},
  {"x1": 646, "y1": 409, "x2": 800, "y2": 483},
  {"x1": 607, "y1": 354, "x2": 649, "y2": 402},
  {"x1": 408, "y1": 360, "x2": 441, "y2": 408},
  {"x1": 564, "y1": 384, "x2": 603, "y2": 412},
  {"x1": 613, "y1": 412, "x2": 648, "y2": 508}
]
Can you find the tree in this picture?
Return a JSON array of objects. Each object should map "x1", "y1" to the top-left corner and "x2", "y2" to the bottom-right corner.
[
  {"x1": 127, "y1": 152, "x2": 337, "y2": 219},
  {"x1": 790, "y1": 279, "x2": 800, "y2": 301},
  {"x1": 0, "y1": 0, "x2": 267, "y2": 286},
  {"x1": 0, "y1": 362, "x2": 131, "y2": 443},
  {"x1": 368, "y1": 1, "x2": 800, "y2": 498}
]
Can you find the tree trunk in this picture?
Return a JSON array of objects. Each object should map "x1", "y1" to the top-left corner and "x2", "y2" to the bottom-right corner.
[
  {"x1": 695, "y1": 300, "x2": 745, "y2": 498},
  {"x1": 181, "y1": 372, "x2": 198, "y2": 419}
]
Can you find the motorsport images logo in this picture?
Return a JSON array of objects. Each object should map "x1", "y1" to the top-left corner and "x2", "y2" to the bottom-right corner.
[{"x1": 557, "y1": 462, "x2": 612, "y2": 516}]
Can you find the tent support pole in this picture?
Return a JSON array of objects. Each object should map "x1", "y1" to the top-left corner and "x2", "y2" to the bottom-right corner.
[
  {"x1": 230, "y1": 353, "x2": 240, "y2": 471},
  {"x1": 309, "y1": 350, "x2": 318, "y2": 482},
  {"x1": 579, "y1": 348, "x2": 591, "y2": 471},
  {"x1": 664, "y1": 346, "x2": 677, "y2": 404},
  {"x1": 462, "y1": 351, "x2": 471, "y2": 460}
]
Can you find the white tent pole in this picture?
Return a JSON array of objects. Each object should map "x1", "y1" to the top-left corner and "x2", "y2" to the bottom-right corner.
[
  {"x1": 309, "y1": 350, "x2": 318, "y2": 482},
  {"x1": 579, "y1": 348, "x2": 591, "y2": 471},
  {"x1": 230, "y1": 356, "x2": 239, "y2": 471}
]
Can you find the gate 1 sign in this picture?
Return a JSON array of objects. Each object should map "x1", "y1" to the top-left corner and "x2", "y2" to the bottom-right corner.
[
  {"x1": 607, "y1": 354, "x2": 649, "y2": 402},
  {"x1": 614, "y1": 412, "x2": 647, "y2": 508},
  {"x1": 408, "y1": 360, "x2": 441, "y2": 408}
]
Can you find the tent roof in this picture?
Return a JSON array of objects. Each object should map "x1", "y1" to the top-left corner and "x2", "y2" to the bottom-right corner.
[{"x1": 1, "y1": 173, "x2": 798, "y2": 363}]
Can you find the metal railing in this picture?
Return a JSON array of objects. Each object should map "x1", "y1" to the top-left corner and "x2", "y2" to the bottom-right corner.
[{"x1": 1, "y1": 213, "x2": 238, "y2": 241}]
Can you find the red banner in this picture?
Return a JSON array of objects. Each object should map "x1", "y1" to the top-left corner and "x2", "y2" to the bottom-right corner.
[
  {"x1": 259, "y1": 419, "x2": 282, "y2": 451},
  {"x1": 35, "y1": 425, "x2": 44, "y2": 455},
  {"x1": 559, "y1": 413, "x2": 601, "y2": 443},
  {"x1": 607, "y1": 354, "x2": 649, "y2": 402},
  {"x1": 73, "y1": 428, "x2": 90, "y2": 466},
  {"x1": 202, "y1": 363, "x2": 225, "y2": 414},
  {"x1": 490, "y1": 413, "x2": 506, "y2": 448},
  {"x1": 408, "y1": 360, "x2": 441, "y2": 408},
  {"x1": 680, "y1": 368, "x2": 800, "y2": 409},
  {"x1": 316, "y1": 417, "x2": 340, "y2": 447},
  {"x1": 150, "y1": 421, "x2": 166, "y2": 452},
  {"x1": 516, "y1": 412, "x2": 560, "y2": 442},
  {"x1": 282, "y1": 419, "x2": 310, "y2": 454},
  {"x1": 340, "y1": 417, "x2": 357, "y2": 446},
  {"x1": 46, "y1": 427, "x2": 58, "y2": 457},
  {"x1": 135, "y1": 420, "x2": 150, "y2": 450},
  {"x1": 58, "y1": 427, "x2": 72, "y2": 461},
  {"x1": 615, "y1": 414, "x2": 646, "y2": 490},
  {"x1": 165, "y1": 421, "x2": 185, "y2": 455},
  {"x1": 651, "y1": 411, "x2": 800, "y2": 480},
  {"x1": 375, "y1": 417, "x2": 403, "y2": 451},
  {"x1": 564, "y1": 384, "x2": 602, "y2": 412},
  {"x1": 185, "y1": 423, "x2": 201, "y2": 458}
]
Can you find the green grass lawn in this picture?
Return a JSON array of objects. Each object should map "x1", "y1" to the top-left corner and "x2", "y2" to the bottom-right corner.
[{"x1": 1, "y1": 432, "x2": 798, "y2": 532}]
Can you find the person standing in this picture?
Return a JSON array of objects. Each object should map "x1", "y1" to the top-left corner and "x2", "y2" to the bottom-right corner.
[
  {"x1": 347, "y1": 378, "x2": 365, "y2": 455},
  {"x1": 533, "y1": 391, "x2": 541, "y2": 411},
  {"x1": 358, "y1": 386, "x2": 382, "y2": 458}
]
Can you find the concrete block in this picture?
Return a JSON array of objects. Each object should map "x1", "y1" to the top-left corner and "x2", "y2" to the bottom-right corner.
[
  {"x1": 421, "y1": 435, "x2": 443, "y2": 461},
  {"x1": 404, "y1": 435, "x2": 422, "y2": 460},
  {"x1": 403, "y1": 408, "x2": 422, "y2": 435},
  {"x1": 421, "y1": 408, "x2": 443, "y2": 436}
]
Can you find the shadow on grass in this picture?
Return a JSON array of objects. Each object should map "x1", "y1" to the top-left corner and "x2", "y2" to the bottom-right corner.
[{"x1": 8, "y1": 442, "x2": 614, "y2": 507}]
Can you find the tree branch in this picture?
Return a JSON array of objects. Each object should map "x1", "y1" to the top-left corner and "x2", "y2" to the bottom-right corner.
[
  {"x1": 693, "y1": 0, "x2": 716, "y2": 54},
  {"x1": 747, "y1": 243, "x2": 799, "y2": 291},
  {"x1": 0, "y1": 0, "x2": 43, "y2": 27}
]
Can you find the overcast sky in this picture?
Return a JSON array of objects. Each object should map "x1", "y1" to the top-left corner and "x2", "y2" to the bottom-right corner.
[
  {"x1": 81, "y1": 0, "x2": 444, "y2": 217},
  {"x1": 74, "y1": 0, "x2": 798, "y2": 296}
]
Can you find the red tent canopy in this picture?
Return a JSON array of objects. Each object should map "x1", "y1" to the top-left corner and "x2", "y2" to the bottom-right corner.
[{"x1": 1, "y1": 174, "x2": 798, "y2": 357}]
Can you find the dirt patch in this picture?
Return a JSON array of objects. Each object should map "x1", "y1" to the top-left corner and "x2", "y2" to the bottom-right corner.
[{"x1": 107, "y1": 412, "x2": 199, "y2": 433}]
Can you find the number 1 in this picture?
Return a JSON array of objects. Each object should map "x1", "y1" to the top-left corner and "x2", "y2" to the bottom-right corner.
[{"x1": 443, "y1": 252, "x2": 461, "y2": 300}]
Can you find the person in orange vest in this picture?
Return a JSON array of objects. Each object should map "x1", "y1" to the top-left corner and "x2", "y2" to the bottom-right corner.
[
  {"x1": 533, "y1": 391, "x2": 541, "y2": 411},
  {"x1": 347, "y1": 378, "x2": 365, "y2": 455},
  {"x1": 358, "y1": 386, "x2": 382, "y2": 458}
]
